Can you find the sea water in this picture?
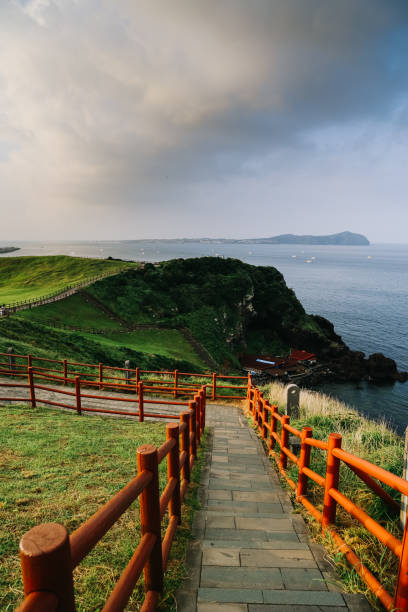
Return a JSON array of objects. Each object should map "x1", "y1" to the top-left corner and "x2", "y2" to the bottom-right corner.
[{"x1": 1, "y1": 240, "x2": 407, "y2": 432}]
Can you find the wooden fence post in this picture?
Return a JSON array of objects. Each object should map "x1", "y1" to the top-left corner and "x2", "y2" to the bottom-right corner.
[
  {"x1": 28, "y1": 367, "x2": 36, "y2": 408},
  {"x1": 138, "y1": 382, "x2": 144, "y2": 422},
  {"x1": 322, "y1": 433, "x2": 342, "y2": 529},
  {"x1": 262, "y1": 401, "x2": 268, "y2": 440},
  {"x1": 188, "y1": 400, "x2": 197, "y2": 459},
  {"x1": 180, "y1": 411, "x2": 190, "y2": 484},
  {"x1": 75, "y1": 377, "x2": 81, "y2": 415},
  {"x1": 394, "y1": 515, "x2": 408, "y2": 610},
  {"x1": 137, "y1": 445, "x2": 163, "y2": 595},
  {"x1": 19, "y1": 523, "x2": 76, "y2": 611},
  {"x1": 212, "y1": 373, "x2": 216, "y2": 401},
  {"x1": 279, "y1": 415, "x2": 290, "y2": 470},
  {"x1": 166, "y1": 423, "x2": 181, "y2": 524},
  {"x1": 174, "y1": 369, "x2": 178, "y2": 399},
  {"x1": 98, "y1": 363, "x2": 103, "y2": 390},
  {"x1": 63, "y1": 359, "x2": 67, "y2": 386},
  {"x1": 194, "y1": 394, "x2": 201, "y2": 445},
  {"x1": 27, "y1": 354, "x2": 32, "y2": 369},
  {"x1": 401, "y1": 426, "x2": 408, "y2": 529},
  {"x1": 258, "y1": 392, "x2": 263, "y2": 428},
  {"x1": 296, "y1": 426, "x2": 313, "y2": 499},
  {"x1": 270, "y1": 405, "x2": 277, "y2": 450},
  {"x1": 135, "y1": 367, "x2": 140, "y2": 387}
]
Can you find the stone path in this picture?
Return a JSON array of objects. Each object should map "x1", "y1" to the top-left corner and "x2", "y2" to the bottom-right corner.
[
  {"x1": 0, "y1": 377, "x2": 188, "y2": 421},
  {"x1": 177, "y1": 404, "x2": 371, "y2": 611}
]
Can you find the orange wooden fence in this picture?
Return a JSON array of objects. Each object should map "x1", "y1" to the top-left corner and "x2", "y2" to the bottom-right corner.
[
  {"x1": 14, "y1": 389, "x2": 205, "y2": 611},
  {"x1": 248, "y1": 383, "x2": 408, "y2": 611},
  {"x1": 0, "y1": 351, "x2": 248, "y2": 402}
]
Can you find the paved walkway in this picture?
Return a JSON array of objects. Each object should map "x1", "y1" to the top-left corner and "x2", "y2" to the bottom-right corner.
[{"x1": 177, "y1": 404, "x2": 371, "y2": 611}]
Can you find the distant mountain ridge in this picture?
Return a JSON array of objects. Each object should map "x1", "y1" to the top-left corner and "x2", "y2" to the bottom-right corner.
[
  {"x1": 136, "y1": 231, "x2": 370, "y2": 246},
  {"x1": 239, "y1": 231, "x2": 370, "y2": 246}
]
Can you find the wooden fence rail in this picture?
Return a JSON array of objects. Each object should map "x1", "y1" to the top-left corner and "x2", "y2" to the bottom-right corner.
[
  {"x1": 248, "y1": 383, "x2": 408, "y2": 611},
  {"x1": 13, "y1": 388, "x2": 205, "y2": 611},
  {"x1": 0, "y1": 350, "x2": 248, "y2": 401}
]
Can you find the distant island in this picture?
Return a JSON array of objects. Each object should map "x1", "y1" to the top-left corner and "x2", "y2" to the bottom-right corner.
[
  {"x1": 138, "y1": 231, "x2": 370, "y2": 246},
  {"x1": 0, "y1": 247, "x2": 20, "y2": 254}
]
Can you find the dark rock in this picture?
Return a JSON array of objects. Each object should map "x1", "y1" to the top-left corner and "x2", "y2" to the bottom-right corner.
[{"x1": 367, "y1": 353, "x2": 398, "y2": 381}]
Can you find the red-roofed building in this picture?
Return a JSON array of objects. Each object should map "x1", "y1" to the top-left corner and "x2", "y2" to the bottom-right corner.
[{"x1": 290, "y1": 350, "x2": 316, "y2": 363}]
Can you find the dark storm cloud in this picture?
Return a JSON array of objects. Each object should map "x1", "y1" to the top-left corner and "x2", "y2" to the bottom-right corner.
[{"x1": 1, "y1": 0, "x2": 408, "y2": 238}]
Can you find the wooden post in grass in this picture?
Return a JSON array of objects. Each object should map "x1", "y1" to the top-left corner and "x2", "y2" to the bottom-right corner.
[
  {"x1": 138, "y1": 382, "x2": 144, "y2": 422},
  {"x1": 63, "y1": 359, "x2": 67, "y2": 386},
  {"x1": 401, "y1": 426, "x2": 408, "y2": 528},
  {"x1": 188, "y1": 400, "x2": 197, "y2": 459},
  {"x1": 174, "y1": 369, "x2": 178, "y2": 399},
  {"x1": 180, "y1": 411, "x2": 190, "y2": 483},
  {"x1": 98, "y1": 363, "x2": 103, "y2": 390},
  {"x1": 280, "y1": 415, "x2": 290, "y2": 470},
  {"x1": 322, "y1": 433, "x2": 342, "y2": 529},
  {"x1": 137, "y1": 445, "x2": 163, "y2": 595},
  {"x1": 75, "y1": 376, "x2": 81, "y2": 415},
  {"x1": 212, "y1": 373, "x2": 216, "y2": 401},
  {"x1": 19, "y1": 523, "x2": 76, "y2": 611},
  {"x1": 296, "y1": 426, "x2": 313, "y2": 499},
  {"x1": 166, "y1": 423, "x2": 181, "y2": 524},
  {"x1": 28, "y1": 367, "x2": 36, "y2": 408}
]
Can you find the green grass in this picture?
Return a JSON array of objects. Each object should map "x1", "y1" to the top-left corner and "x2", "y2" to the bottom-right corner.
[
  {"x1": 0, "y1": 405, "x2": 206, "y2": 611},
  {"x1": 82, "y1": 329, "x2": 207, "y2": 370},
  {"x1": 260, "y1": 382, "x2": 403, "y2": 610},
  {"x1": 17, "y1": 293, "x2": 120, "y2": 330},
  {"x1": 0, "y1": 256, "x2": 136, "y2": 304}
]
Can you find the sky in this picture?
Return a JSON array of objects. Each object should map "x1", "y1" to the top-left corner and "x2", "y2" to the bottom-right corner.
[{"x1": 1, "y1": 0, "x2": 408, "y2": 242}]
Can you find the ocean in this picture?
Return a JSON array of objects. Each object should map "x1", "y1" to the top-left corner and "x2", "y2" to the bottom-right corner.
[{"x1": 1, "y1": 240, "x2": 407, "y2": 432}]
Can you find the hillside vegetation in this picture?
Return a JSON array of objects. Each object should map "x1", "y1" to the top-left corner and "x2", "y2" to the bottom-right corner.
[
  {"x1": 1, "y1": 255, "x2": 344, "y2": 371},
  {"x1": 0, "y1": 255, "x2": 136, "y2": 304},
  {"x1": 87, "y1": 257, "x2": 343, "y2": 368}
]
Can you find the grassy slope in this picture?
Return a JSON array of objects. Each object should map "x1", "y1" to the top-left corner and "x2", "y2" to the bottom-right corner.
[
  {"x1": 0, "y1": 255, "x2": 136, "y2": 304},
  {"x1": 17, "y1": 293, "x2": 120, "y2": 330},
  {"x1": 0, "y1": 317, "x2": 205, "y2": 372},
  {"x1": 87, "y1": 257, "x2": 335, "y2": 369},
  {"x1": 262, "y1": 382, "x2": 403, "y2": 609},
  {"x1": 0, "y1": 405, "x2": 205, "y2": 611}
]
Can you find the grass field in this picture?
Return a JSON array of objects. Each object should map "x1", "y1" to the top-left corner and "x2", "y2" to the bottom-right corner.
[
  {"x1": 18, "y1": 293, "x2": 121, "y2": 330},
  {"x1": 0, "y1": 255, "x2": 136, "y2": 304},
  {"x1": 0, "y1": 405, "x2": 205, "y2": 611},
  {"x1": 82, "y1": 328, "x2": 207, "y2": 369}
]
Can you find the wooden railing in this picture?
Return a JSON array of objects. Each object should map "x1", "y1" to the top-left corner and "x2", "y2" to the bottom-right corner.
[
  {"x1": 248, "y1": 383, "x2": 408, "y2": 611},
  {"x1": 1, "y1": 268, "x2": 127, "y2": 312},
  {"x1": 15, "y1": 398, "x2": 203, "y2": 611},
  {"x1": 0, "y1": 351, "x2": 248, "y2": 402}
]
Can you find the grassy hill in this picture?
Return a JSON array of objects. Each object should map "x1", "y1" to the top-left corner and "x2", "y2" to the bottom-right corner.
[
  {"x1": 0, "y1": 255, "x2": 136, "y2": 304},
  {"x1": 1, "y1": 255, "x2": 345, "y2": 372}
]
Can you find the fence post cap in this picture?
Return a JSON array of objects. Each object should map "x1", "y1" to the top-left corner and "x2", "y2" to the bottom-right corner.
[
  {"x1": 20, "y1": 523, "x2": 68, "y2": 557},
  {"x1": 329, "y1": 432, "x2": 342, "y2": 441},
  {"x1": 166, "y1": 422, "x2": 179, "y2": 434},
  {"x1": 137, "y1": 444, "x2": 156, "y2": 456}
]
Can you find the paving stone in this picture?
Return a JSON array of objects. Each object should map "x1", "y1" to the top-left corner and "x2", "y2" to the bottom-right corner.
[
  {"x1": 235, "y1": 517, "x2": 293, "y2": 531},
  {"x1": 207, "y1": 500, "x2": 259, "y2": 512},
  {"x1": 201, "y1": 566, "x2": 284, "y2": 589},
  {"x1": 249, "y1": 606, "x2": 346, "y2": 611},
  {"x1": 262, "y1": 591, "x2": 346, "y2": 606},
  {"x1": 342, "y1": 593, "x2": 372, "y2": 611},
  {"x1": 198, "y1": 588, "x2": 263, "y2": 604},
  {"x1": 280, "y1": 568, "x2": 327, "y2": 591},
  {"x1": 206, "y1": 515, "x2": 235, "y2": 529},
  {"x1": 240, "y1": 548, "x2": 317, "y2": 568},
  {"x1": 198, "y1": 604, "x2": 248, "y2": 612},
  {"x1": 203, "y1": 540, "x2": 309, "y2": 550},
  {"x1": 208, "y1": 490, "x2": 233, "y2": 500},
  {"x1": 202, "y1": 548, "x2": 240, "y2": 566},
  {"x1": 233, "y1": 491, "x2": 281, "y2": 502}
]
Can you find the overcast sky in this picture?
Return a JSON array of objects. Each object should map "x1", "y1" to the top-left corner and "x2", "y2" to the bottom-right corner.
[{"x1": 1, "y1": 0, "x2": 408, "y2": 242}]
